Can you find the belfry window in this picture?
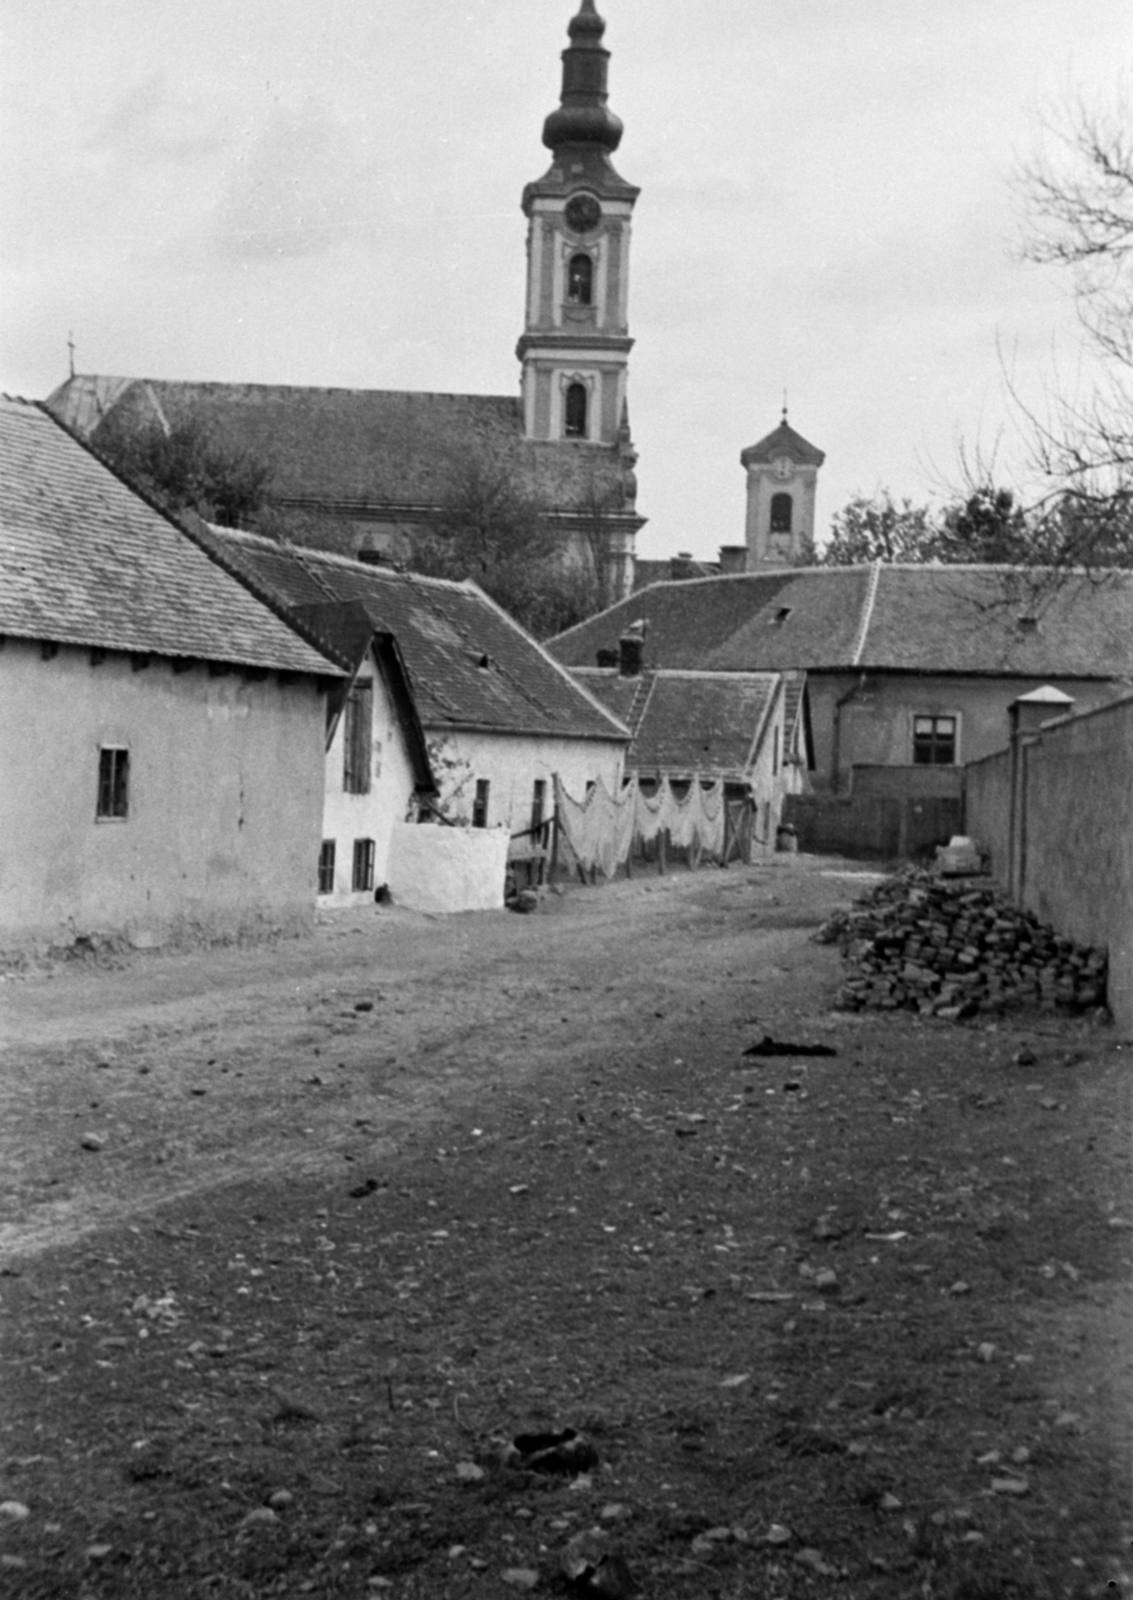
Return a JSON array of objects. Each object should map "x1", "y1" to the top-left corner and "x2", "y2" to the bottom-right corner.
[
  {"x1": 770, "y1": 493, "x2": 793, "y2": 534},
  {"x1": 567, "y1": 253, "x2": 593, "y2": 305},
  {"x1": 564, "y1": 382, "x2": 588, "y2": 439}
]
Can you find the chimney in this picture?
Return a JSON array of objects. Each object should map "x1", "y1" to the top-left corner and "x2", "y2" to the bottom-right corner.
[
  {"x1": 357, "y1": 548, "x2": 386, "y2": 567},
  {"x1": 618, "y1": 621, "x2": 645, "y2": 677},
  {"x1": 718, "y1": 544, "x2": 747, "y2": 575},
  {"x1": 669, "y1": 551, "x2": 695, "y2": 580}
]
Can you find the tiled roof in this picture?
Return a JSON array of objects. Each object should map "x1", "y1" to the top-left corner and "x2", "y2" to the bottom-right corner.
[
  {"x1": 551, "y1": 565, "x2": 1133, "y2": 680},
  {"x1": 572, "y1": 668, "x2": 779, "y2": 778},
  {"x1": 0, "y1": 398, "x2": 338, "y2": 676},
  {"x1": 196, "y1": 525, "x2": 630, "y2": 743},
  {"x1": 46, "y1": 376, "x2": 633, "y2": 518}
]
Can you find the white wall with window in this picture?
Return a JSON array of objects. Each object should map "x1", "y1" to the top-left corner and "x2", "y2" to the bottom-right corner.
[
  {"x1": 318, "y1": 659, "x2": 420, "y2": 907},
  {"x1": 423, "y1": 729, "x2": 626, "y2": 841},
  {"x1": 0, "y1": 639, "x2": 327, "y2": 952}
]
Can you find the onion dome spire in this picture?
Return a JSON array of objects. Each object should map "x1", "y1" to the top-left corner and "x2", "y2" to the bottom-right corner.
[{"x1": 542, "y1": 1, "x2": 624, "y2": 154}]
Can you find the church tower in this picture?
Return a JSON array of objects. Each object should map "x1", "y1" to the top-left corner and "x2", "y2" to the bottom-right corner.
[
  {"x1": 740, "y1": 412, "x2": 825, "y2": 567},
  {"x1": 517, "y1": 1, "x2": 639, "y2": 450}
]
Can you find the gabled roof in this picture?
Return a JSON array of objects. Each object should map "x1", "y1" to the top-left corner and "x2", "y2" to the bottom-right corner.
[
  {"x1": 740, "y1": 417, "x2": 825, "y2": 468},
  {"x1": 196, "y1": 525, "x2": 630, "y2": 743},
  {"x1": 0, "y1": 397, "x2": 337, "y2": 677},
  {"x1": 572, "y1": 667, "x2": 781, "y2": 779},
  {"x1": 551, "y1": 564, "x2": 1133, "y2": 681},
  {"x1": 45, "y1": 375, "x2": 636, "y2": 523}
]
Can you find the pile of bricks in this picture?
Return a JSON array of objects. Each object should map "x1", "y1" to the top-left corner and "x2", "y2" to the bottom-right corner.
[{"x1": 818, "y1": 868, "x2": 1108, "y2": 1019}]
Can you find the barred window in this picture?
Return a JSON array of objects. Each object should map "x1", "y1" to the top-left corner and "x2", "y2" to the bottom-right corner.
[
  {"x1": 343, "y1": 682, "x2": 373, "y2": 794},
  {"x1": 317, "y1": 839, "x2": 336, "y2": 894},
  {"x1": 913, "y1": 715, "x2": 957, "y2": 765},
  {"x1": 96, "y1": 747, "x2": 129, "y2": 820},
  {"x1": 352, "y1": 838, "x2": 375, "y2": 893}
]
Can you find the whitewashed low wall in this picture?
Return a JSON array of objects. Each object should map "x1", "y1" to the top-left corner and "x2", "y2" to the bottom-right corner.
[{"x1": 387, "y1": 822, "x2": 510, "y2": 914}]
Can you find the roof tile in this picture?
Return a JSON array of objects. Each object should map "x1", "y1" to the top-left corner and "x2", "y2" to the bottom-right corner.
[{"x1": 0, "y1": 398, "x2": 337, "y2": 675}]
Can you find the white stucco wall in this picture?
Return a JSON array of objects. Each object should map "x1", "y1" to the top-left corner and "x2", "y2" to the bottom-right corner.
[
  {"x1": 319, "y1": 657, "x2": 419, "y2": 907},
  {"x1": 386, "y1": 822, "x2": 511, "y2": 914},
  {"x1": 0, "y1": 640, "x2": 327, "y2": 951},
  {"x1": 424, "y1": 730, "x2": 625, "y2": 836}
]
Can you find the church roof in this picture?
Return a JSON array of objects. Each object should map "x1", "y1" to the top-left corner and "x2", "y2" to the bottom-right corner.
[
  {"x1": 194, "y1": 524, "x2": 630, "y2": 744},
  {"x1": 45, "y1": 375, "x2": 635, "y2": 520},
  {"x1": 740, "y1": 417, "x2": 825, "y2": 468},
  {"x1": 0, "y1": 397, "x2": 337, "y2": 678},
  {"x1": 550, "y1": 564, "x2": 1133, "y2": 681}
]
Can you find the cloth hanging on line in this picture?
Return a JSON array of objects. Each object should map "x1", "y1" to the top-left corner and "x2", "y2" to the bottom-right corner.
[{"x1": 554, "y1": 774, "x2": 727, "y2": 878}]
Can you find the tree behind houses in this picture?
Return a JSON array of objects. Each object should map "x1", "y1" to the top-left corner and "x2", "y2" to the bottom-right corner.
[{"x1": 95, "y1": 414, "x2": 273, "y2": 528}]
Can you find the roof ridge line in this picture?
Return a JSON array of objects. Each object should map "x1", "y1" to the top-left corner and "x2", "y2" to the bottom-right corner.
[{"x1": 851, "y1": 561, "x2": 882, "y2": 666}]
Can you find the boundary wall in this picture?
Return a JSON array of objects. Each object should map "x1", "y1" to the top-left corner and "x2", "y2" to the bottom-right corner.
[{"x1": 966, "y1": 695, "x2": 1133, "y2": 1034}]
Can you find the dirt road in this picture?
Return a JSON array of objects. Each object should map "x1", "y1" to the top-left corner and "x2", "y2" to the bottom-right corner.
[{"x1": 0, "y1": 857, "x2": 1130, "y2": 1599}]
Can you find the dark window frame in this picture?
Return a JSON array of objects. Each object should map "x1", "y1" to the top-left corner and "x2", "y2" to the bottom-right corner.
[
  {"x1": 530, "y1": 778, "x2": 546, "y2": 837},
  {"x1": 566, "y1": 252, "x2": 594, "y2": 305},
  {"x1": 317, "y1": 839, "x2": 336, "y2": 894},
  {"x1": 471, "y1": 779, "x2": 490, "y2": 829},
  {"x1": 770, "y1": 492, "x2": 793, "y2": 534},
  {"x1": 564, "y1": 382, "x2": 588, "y2": 439},
  {"x1": 96, "y1": 746, "x2": 130, "y2": 821},
  {"x1": 342, "y1": 681, "x2": 373, "y2": 795},
  {"x1": 912, "y1": 714, "x2": 958, "y2": 766},
  {"x1": 352, "y1": 837, "x2": 375, "y2": 893}
]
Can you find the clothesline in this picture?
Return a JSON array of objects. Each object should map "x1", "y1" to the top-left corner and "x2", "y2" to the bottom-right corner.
[{"x1": 553, "y1": 774, "x2": 727, "y2": 880}]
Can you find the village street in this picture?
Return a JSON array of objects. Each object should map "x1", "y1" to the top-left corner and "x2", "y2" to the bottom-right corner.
[{"x1": 0, "y1": 858, "x2": 1130, "y2": 1599}]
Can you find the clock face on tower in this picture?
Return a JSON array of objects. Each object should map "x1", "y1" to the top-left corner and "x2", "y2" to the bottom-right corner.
[
  {"x1": 564, "y1": 193, "x2": 602, "y2": 234},
  {"x1": 772, "y1": 455, "x2": 794, "y2": 481}
]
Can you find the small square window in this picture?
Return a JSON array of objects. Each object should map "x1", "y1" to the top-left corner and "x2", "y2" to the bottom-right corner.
[
  {"x1": 913, "y1": 715, "x2": 957, "y2": 765},
  {"x1": 352, "y1": 838, "x2": 375, "y2": 893},
  {"x1": 96, "y1": 747, "x2": 129, "y2": 820},
  {"x1": 317, "y1": 839, "x2": 336, "y2": 894}
]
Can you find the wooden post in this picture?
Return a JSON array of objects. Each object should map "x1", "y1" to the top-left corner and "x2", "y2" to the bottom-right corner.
[
  {"x1": 658, "y1": 830, "x2": 667, "y2": 875},
  {"x1": 549, "y1": 795, "x2": 560, "y2": 885}
]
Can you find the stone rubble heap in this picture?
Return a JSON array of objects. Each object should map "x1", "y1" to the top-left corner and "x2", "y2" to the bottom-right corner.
[{"x1": 817, "y1": 868, "x2": 1108, "y2": 1019}]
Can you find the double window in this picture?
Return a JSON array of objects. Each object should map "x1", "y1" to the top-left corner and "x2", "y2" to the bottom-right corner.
[
  {"x1": 96, "y1": 747, "x2": 129, "y2": 820},
  {"x1": 913, "y1": 714, "x2": 958, "y2": 765}
]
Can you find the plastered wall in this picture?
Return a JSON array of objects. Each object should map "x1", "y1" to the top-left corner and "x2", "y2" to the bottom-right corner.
[
  {"x1": 319, "y1": 658, "x2": 419, "y2": 906},
  {"x1": 386, "y1": 823, "x2": 511, "y2": 915},
  {"x1": 809, "y1": 673, "x2": 1122, "y2": 792},
  {"x1": 425, "y1": 730, "x2": 625, "y2": 835},
  {"x1": 0, "y1": 640, "x2": 326, "y2": 951}
]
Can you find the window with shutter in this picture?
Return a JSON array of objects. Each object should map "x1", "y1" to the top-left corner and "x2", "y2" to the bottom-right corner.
[{"x1": 343, "y1": 682, "x2": 373, "y2": 794}]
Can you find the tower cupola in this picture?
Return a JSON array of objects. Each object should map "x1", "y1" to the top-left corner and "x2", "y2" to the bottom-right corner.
[{"x1": 542, "y1": 1, "x2": 624, "y2": 155}]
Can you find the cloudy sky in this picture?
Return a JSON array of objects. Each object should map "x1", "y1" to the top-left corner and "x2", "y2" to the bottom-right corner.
[{"x1": 2, "y1": 0, "x2": 1130, "y2": 560}]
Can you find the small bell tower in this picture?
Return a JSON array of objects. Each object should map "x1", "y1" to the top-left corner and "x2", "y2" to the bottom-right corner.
[
  {"x1": 740, "y1": 411, "x2": 825, "y2": 567},
  {"x1": 517, "y1": 1, "x2": 640, "y2": 448}
]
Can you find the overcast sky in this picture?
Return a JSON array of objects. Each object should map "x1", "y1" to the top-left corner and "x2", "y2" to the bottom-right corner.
[{"x1": 2, "y1": 0, "x2": 1130, "y2": 560}]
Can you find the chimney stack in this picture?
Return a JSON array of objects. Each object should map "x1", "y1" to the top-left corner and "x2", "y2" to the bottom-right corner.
[
  {"x1": 718, "y1": 544, "x2": 747, "y2": 575},
  {"x1": 618, "y1": 621, "x2": 645, "y2": 677}
]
